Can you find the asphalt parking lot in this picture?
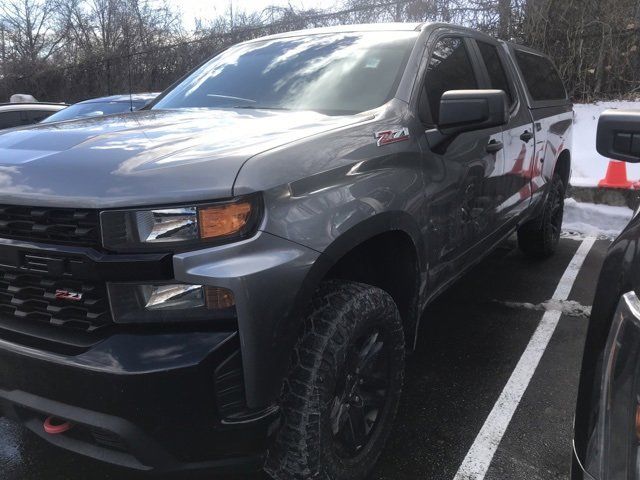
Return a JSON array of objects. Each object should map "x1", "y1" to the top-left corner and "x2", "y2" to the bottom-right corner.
[{"x1": 0, "y1": 235, "x2": 608, "y2": 480}]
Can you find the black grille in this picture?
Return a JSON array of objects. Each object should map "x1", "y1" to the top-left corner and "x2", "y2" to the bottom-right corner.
[
  {"x1": 0, "y1": 269, "x2": 112, "y2": 333},
  {"x1": 0, "y1": 205, "x2": 100, "y2": 247}
]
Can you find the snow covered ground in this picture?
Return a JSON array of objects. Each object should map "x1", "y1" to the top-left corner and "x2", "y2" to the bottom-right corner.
[
  {"x1": 562, "y1": 197, "x2": 634, "y2": 240},
  {"x1": 572, "y1": 101, "x2": 640, "y2": 187}
]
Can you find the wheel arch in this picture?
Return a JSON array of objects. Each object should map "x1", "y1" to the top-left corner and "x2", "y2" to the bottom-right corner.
[
  {"x1": 555, "y1": 149, "x2": 571, "y2": 189},
  {"x1": 289, "y1": 212, "x2": 427, "y2": 353}
]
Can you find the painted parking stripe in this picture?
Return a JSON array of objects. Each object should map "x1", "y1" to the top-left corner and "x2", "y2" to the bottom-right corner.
[{"x1": 453, "y1": 237, "x2": 596, "y2": 480}]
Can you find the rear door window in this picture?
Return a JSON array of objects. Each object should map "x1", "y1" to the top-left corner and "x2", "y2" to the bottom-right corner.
[
  {"x1": 27, "y1": 110, "x2": 54, "y2": 123},
  {"x1": 0, "y1": 111, "x2": 22, "y2": 129},
  {"x1": 477, "y1": 41, "x2": 515, "y2": 105},
  {"x1": 514, "y1": 50, "x2": 566, "y2": 102},
  {"x1": 425, "y1": 37, "x2": 478, "y2": 122}
]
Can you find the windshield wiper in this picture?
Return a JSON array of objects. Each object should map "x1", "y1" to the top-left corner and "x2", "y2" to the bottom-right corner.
[
  {"x1": 207, "y1": 94, "x2": 256, "y2": 103},
  {"x1": 231, "y1": 105, "x2": 291, "y2": 110}
]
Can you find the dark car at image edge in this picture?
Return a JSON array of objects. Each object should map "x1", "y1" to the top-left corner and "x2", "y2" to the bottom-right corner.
[
  {"x1": 572, "y1": 110, "x2": 640, "y2": 480},
  {"x1": 0, "y1": 22, "x2": 572, "y2": 479}
]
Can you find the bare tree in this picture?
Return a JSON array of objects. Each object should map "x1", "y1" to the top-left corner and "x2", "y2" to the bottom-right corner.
[
  {"x1": 0, "y1": 0, "x2": 637, "y2": 102},
  {"x1": 0, "y1": 0, "x2": 67, "y2": 73},
  {"x1": 519, "y1": 0, "x2": 640, "y2": 99}
]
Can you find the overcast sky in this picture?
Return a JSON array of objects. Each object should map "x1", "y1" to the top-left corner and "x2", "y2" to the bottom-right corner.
[{"x1": 168, "y1": 0, "x2": 339, "y2": 30}]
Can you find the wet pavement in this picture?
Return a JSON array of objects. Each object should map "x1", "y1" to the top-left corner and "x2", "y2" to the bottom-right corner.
[{"x1": 0, "y1": 236, "x2": 608, "y2": 480}]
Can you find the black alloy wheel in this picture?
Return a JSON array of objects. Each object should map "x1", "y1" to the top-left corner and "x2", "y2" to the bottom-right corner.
[{"x1": 329, "y1": 329, "x2": 390, "y2": 458}]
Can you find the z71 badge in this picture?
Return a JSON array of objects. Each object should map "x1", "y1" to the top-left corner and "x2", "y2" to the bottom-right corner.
[
  {"x1": 375, "y1": 127, "x2": 410, "y2": 147},
  {"x1": 55, "y1": 289, "x2": 83, "y2": 302}
]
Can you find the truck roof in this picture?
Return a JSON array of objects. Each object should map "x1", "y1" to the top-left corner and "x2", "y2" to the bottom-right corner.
[
  {"x1": 247, "y1": 22, "x2": 425, "y2": 42},
  {"x1": 241, "y1": 23, "x2": 548, "y2": 59}
]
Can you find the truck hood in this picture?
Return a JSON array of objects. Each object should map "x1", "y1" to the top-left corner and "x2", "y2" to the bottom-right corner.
[{"x1": 0, "y1": 108, "x2": 362, "y2": 208}]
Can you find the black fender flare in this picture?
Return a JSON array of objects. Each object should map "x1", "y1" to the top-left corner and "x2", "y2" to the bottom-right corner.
[
  {"x1": 292, "y1": 210, "x2": 426, "y2": 314},
  {"x1": 282, "y1": 210, "x2": 426, "y2": 366},
  {"x1": 255, "y1": 212, "x2": 427, "y2": 408}
]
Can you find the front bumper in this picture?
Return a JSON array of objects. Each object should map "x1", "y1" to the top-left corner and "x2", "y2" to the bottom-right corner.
[
  {"x1": 0, "y1": 330, "x2": 279, "y2": 473},
  {"x1": 0, "y1": 230, "x2": 319, "y2": 472}
]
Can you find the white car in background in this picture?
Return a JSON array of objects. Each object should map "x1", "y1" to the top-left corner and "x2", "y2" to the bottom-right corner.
[{"x1": 0, "y1": 95, "x2": 68, "y2": 129}]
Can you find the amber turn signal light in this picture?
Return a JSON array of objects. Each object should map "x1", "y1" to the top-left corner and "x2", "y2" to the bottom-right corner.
[
  {"x1": 205, "y1": 286, "x2": 235, "y2": 309},
  {"x1": 198, "y1": 202, "x2": 252, "y2": 239}
]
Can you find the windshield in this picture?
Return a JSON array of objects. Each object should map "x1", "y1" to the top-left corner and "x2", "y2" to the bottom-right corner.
[
  {"x1": 153, "y1": 31, "x2": 418, "y2": 115},
  {"x1": 42, "y1": 100, "x2": 147, "y2": 123}
]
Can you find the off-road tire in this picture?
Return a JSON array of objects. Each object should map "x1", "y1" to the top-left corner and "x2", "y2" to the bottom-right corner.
[
  {"x1": 517, "y1": 173, "x2": 565, "y2": 259},
  {"x1": 265, "y1": 280, "x2": 404, "y2": 480}
]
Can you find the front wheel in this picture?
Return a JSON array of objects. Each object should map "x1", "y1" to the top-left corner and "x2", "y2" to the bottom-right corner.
[
  {"x1": 517, "y1": 173, "x2": 565, "y2": 259},
  {"x1": 266, "y1": 280, "x2": 405, "y2": 480}
]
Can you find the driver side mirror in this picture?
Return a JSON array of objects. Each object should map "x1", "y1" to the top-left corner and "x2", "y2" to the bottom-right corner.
[
  {"x1": 426, "y1": 89, "x2": 509, "y2": 152},
  {"x1": 596, "y1": 110, "x2": 640, "y2": 163}
]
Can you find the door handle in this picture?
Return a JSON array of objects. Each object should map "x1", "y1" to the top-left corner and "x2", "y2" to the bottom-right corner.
[
  {"x1": 486, "y1": 140, "x2": 504, "y2": 154},
  {"x1": 520, "y1": 130, "x2": 534, "y2": 143}
]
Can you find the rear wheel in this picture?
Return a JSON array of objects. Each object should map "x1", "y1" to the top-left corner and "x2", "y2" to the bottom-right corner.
[
  {"x1": 517, "y1": 173, "x2": 565, "y2": 259},
  {"x1": 266, "y1": 280, "x2": 404, "y2": 480}
]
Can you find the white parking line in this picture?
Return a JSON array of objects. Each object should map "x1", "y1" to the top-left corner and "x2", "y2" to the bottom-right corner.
[{"x1": 453, "y1": 237, "x2": 597, "y2": 480}]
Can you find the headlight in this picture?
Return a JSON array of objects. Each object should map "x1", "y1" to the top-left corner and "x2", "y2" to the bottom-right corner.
[
  {"x1": 107, "y1": 283, "x2": 235, "y2": 324},
  {"x1": 590, "y1": 291, "x2": 640, "y2": 479},
  {"x1": 100, "y1": 194, "x2": 262, "y2": 251}
]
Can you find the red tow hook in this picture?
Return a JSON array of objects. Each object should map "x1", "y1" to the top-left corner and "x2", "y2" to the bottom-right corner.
[{"x1": 43, "y1": 416, "x2": 73, "y2": 435}]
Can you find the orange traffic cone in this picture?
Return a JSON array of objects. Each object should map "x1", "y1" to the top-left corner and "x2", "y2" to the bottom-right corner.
[{"x1": 598, "y1": 160, "x2": 633, "y2": 189}]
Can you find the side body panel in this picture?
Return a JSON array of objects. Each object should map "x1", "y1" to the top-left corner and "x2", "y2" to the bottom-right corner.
[
  {"x1": 234, "y1": 99, "x2": 428, "y2": 262},
  {"x1": 232, "y1": 100, "x2": 429, "y2": 406},
  {"x1": 491, "y1": 43, "x2": 536, "y2": 222},
  {"x1": 530, "y1": 105, "x2": 573, "y2": 198},
  {"x1": 498, "y1": 98, "x2": 536, "y2": 220},
  {"x1": 417, "y1": 27, "x2": 513, "y2": 294},
  {"x1": 502, "y1": 43, "x2": 573, "y2": 214},
  {"x1": 418, "y1": 127, "x2": 505, "y2": 293}
]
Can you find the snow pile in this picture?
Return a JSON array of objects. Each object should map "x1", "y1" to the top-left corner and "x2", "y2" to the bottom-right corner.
[
  {"x1": 572, "y1": 101, "x2": 640, "y2": 187},
  {"x1": 562, "y1": 198, "x2": 633, "y2": 239},
  {"x1": 498, "y1": 299, "x2": 591, "y2": 318}
]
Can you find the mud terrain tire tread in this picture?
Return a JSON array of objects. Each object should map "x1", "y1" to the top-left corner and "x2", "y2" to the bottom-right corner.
[{"x1": 265, "y1": 280, "x2": 404, "y2": 480}]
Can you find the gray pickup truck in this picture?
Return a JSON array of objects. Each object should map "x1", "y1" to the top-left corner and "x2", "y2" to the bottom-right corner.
[{"x1": 0, "y1": 23, "x2": 571, "y2": 479}]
